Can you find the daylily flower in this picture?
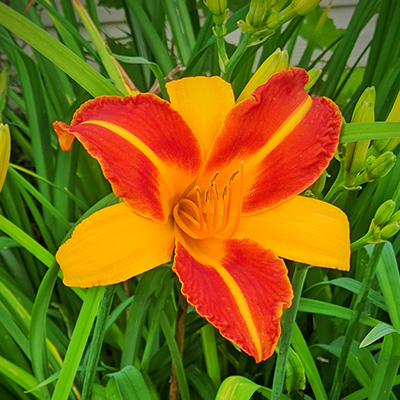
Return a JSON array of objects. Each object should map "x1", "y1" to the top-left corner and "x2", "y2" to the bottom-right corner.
[{"x1": 54, "y1": 68, "x2": 350, "y2": 362}]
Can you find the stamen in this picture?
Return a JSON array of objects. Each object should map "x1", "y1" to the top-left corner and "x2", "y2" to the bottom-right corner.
[
  {"x1": 195, "y1": 186, "x2": 204, "y2": 232},
  {"x1": 211, "y1": 181, "x2": 219, "y2": 234},
  {"x1": 217, "y1": 183, "x2": 231, "y2": 234},
  {"x1": 225, "y1": 161, "x2": 245, "y2": 238},
  {"x1": 205, "y1": 187, "x2": 212, "y2": 233},
  {"x1": 211, "y1": 171, "x2": 220, "y2": 185}
]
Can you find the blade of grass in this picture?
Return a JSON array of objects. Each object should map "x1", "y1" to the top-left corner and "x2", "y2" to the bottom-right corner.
[
  {"x1": 51, "y1": 286, "x2": 105, "y2": 400},
  {"x1": 0, "y1": 2, "x2": 123, "y2": 97}
]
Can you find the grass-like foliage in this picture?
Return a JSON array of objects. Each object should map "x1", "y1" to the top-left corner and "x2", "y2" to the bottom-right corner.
[{"x1": 1, "y1": 0, "x2": 400, "y2": 399}]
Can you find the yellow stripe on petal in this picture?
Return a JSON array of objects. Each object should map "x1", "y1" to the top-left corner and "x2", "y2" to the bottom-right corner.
[
  {"x1": 236, "y1": 196, "x2": 350, "y2": 271},
  {"x1": 54, "y1": 94, "x2": 203, "y2": 223},
  {"x1": 56, "y1": 202, "x2": 175, "y2": 287},
  {"x1": 83, "y1": 119, "x2": 176, "y2": 196},
  {"x1": 246, "y1": 96, "x2": 312, "y2": 170},
  {"x1": 173, "y1": 231, "x2": 292, "y2": 362},
  {"x1": 167, "y1": 76, "x2": 235, "y2": 156}
]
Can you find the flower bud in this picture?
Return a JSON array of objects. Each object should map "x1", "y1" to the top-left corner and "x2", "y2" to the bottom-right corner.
[
  {"x1": 291, "y1": 0, "x2": 322, "y2": 16},
  {"x1": 304, "y1": 67, "x2": 322, "y2": 91},
  {"x1": 205, "y1": 0, "x2": 228, "y2": 25},
  {"x1": 239, "y1": 0, "x2": 279, "y2": 44},
  {"x1": 205, "y1": 0, "x2": 227, "y2": 16},
  {"x1": 344, "y1": 87, "x2": 375, "y2": 187},
  {"x1": 370, "y1": 89, "x2": 400, "y2": 156},
  {"x1": 0, "y1": 123, "x2": 11, "y2": 193},
  {"x1": 373, "y1": 200, "x2": 396, "y2": 227},
  {"x1": 389, "y1": 209, "x2": 400, "y2": 224},
  {"x1": 246, "y1": 0, "x2": 270, "y2": 29},
  {"x1": 237, "y1": 48, "x2": 288, "y2": 102},
  {"x1": 380, "y1": 222, "x2": 400, "y2": 240},
  {"x1": 309, "y1": 170, "x2": 327, "y2": 197},
  {"x1": 364, "y1": 151, "x2": 396, "y2": 182}
]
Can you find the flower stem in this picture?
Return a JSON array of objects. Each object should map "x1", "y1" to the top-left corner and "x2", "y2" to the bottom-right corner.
[
  {"x1": 81, "y1": 285, "x2": 116, "y2": 400},
  {"x1": 324, "y1": 161, "x2": 346, "y2": 204},
  {"x1": 221, "y1": 33, "x2": 251, "y2": 81},
  {"x1": 329, "y1": 243, "x2": 384, "y2": 400},
  {"x1": 271, "y1": 264, "x2": 308, "y2": 400},
  {"x1": 169, "y1": 292, "x2": 188, "y2": 400},
  {"x1": 350, "y1": 233, "x2": 376, "y2": 252}
]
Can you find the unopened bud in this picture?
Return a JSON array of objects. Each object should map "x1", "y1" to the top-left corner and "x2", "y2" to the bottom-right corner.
[
  {"x1": 373, "y1": 200, "x2": 396, "y2": 227},
  {"x1": 0, "y1": 123, "x2": 10, "y2": 193},
  {"x1": 304, "y1": 67, "x2": 322, "y2": 91},
  {"x1": 205, "y1": 0, "x2": 228, "y2": 25},
  {"x1": 291, "y1": 0, "x2": 322, "y2": 16},
  {"x1": 389, "y1": 209, "x2": 400, "y2": 224},
  {"x1": 365, "y1": 151, "x2": 396, "y2": 182},
  {"x1": 380, "y1": 222, "x2": 400, "y2": 240},
  {"x1": 237, "y1": 48, "x2": 288, "y2": 102},
  {"x1": 310, "y1": 170, "x2": 327, "y2": 197},
  {"x1": 246, "y1": 0, "x2": 270, "y2": 29},
  {"x1": 370, "y1": 89, "x2": 400, "y2": 156},
  {"x1": 344, "y1": 87, "x2": 375, "y2": 187}
]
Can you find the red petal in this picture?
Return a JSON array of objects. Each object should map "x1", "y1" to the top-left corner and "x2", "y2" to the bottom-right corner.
[
  {"x1": 173, "y1": 234, "x2": 293, "y2": 362},
  {"x1": 53, "y1": 94, "x2": 203, "y2": 223},
  {"x1": 198, "y1": 68, "x2": 342, "y2": 214}
]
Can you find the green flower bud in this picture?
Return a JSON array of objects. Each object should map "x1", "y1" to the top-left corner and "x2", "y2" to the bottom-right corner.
[
  {"x1": 291, "y1": 0, "x2": 322, "y2": 16},
  {"x1": 373, "y1": 200, "x2": 396, "y2": 227},
  {"x1": 344, "y1": 87, "x2": 375, "y2": 187},
  {"x1": 0, "y1": 123, "x2": 10, "y2": 193},
  {"x1": 388, "y1": 209, "x2": 400, "y2": 224},
  {"x1": 205, "y1": 0, "x2": 227, "y2": 16},
  {"x1": 304, "y1": 67, "x2": 322, "y2": 91},
  {"x1": 205, "y1": 0, "x2": 228, "y2": 25},
  {"x1": 370, "y1": 89, "x2": 400, "y2": 156},
  {"x1": 309, "y1": 170, "x2": 327, "y2": 197},
  {"x1": 365, "y1": 151, "x2": 396, "y2": 182},
  {"x1": 246, "y1": 0, "x2": 270, "y2": 29},
  {"x1": 380, "y1": 222, "x2": 400, "y2": 240},
  {"x1": 237, "y1": 48, "x2": 288, "y2": 102}
]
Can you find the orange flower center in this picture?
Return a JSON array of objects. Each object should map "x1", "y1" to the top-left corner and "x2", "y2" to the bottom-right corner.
[{"x1": 173, "y1": 163, "x2": 244, "y2": 240}]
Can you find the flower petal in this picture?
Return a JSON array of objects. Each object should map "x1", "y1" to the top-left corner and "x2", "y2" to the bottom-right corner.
[
  {"x1": 198, "y1": 68, "x2": 342, "y2": 214},
  {"x1": 173, "y1": 232, "x2": 293, "y2": 362},
  {"x1": 53, "y1": 94, "x2": 203, "y2": 223},
  {"x1": 236, "y1": 196, "x2": 350, "y2": 271},
  {"x1": 166, "y1": 77, "x2": 235, "y2": 155},
  {"x1": 56, "y1": 202, "x2": 175, "y2": 287}
]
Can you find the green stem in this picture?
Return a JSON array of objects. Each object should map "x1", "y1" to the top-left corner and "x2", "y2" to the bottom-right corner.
[
  {"x1": 216, "y1": 34, "x2": 229, "y2": 74},
  {"x1": 271, "y1": 264, "x2": 308, "y2": 400},
  {"x1": 81, "y1": 285, "x2": 116, "y2": 400},
  {"x1": 200, "y1": 324, "x2": 221, "y2": 388},
  {"x1": 324, "y1": 160, "x2": 346, "y2": 204},
  {"x1": 350, "y1": 233, "x2": 376, "y2": 252},
  {"x1": 329, "y1": 243, "x2": 384, "y2": 400},
  {"x1": 221, "y1": 33, "x2": 251, "y2": 81}
]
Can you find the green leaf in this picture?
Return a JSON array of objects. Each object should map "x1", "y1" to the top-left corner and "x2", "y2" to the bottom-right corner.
[
  {"x1": 360, "y1": 323, "x2": 399, "y2": 348},
  {"x1": 0, "y1": 2, "x2": 122, "y2": 97},
  {"x1": 291, "y1": 324, "x2": 327, "y2": 400},
  {"x1": 340, "y1": 122, "x2": 400, "y2": 143},
  {"x1": 51, "y1": 287, "x2": 105, "y2": 400},
  {"x1": 0, "y1": 356, "x2": 44, "y2": 400},
  {"x1": 113, "y1": 55, "x2": 167, "y2": 98},
  {"x1": 107, "y1": 366, "x2": 152, "y2": 400},
  {"x1": 299, "y1": 6, "x2": 345, "y2": 50},
  {"x1": 215, "y1": 376, "x2": 291, "y2": 400}
]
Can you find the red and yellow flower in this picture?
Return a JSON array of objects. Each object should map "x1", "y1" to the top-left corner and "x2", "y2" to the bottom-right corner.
[{"x1": 53, "y1": 68, "x2": 350, "y2": 362}]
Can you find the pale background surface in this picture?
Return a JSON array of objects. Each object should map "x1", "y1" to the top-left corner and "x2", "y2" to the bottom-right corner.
[{"x1": 40, "y1": 0, "x2": 375, "y2": 69}]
